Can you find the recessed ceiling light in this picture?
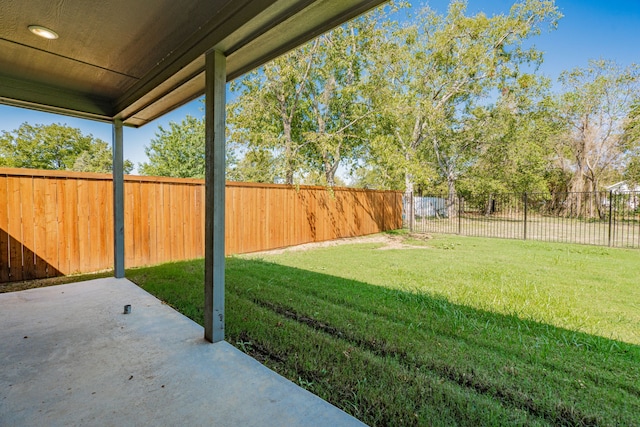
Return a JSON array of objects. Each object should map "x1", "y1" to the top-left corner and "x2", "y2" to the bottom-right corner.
[{"x1": 28, "y1": 25, "x2": 59, "y2": 40}]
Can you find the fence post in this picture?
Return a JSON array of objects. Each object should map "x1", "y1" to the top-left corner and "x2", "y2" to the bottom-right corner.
[
  {"x1": 458, "y1": 196, "x2": 462, "y2": 235},
  {"x1": 608, "y1": 190, "x2": 613, "y2": 247},
  {"x1": 523, "y1": 192, "x2": 528, "y2": 240},
  {"x1": 409, "y1": 192, "x2": 414, "y2": 232}
]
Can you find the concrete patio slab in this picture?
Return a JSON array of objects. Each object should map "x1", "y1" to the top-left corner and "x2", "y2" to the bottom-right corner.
[{"x1": 0, "y1": 278, "x2": 366, "y2": 427}]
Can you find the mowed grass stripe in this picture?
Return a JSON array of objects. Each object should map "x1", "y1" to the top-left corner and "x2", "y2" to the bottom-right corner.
[
  {"x1": 226, "y1": 290, "x2": 541, "y2": 426},
  {"x1": 245, "y1": 296, "x2": 599, "y2": 426},
  {"x1": 227, "y1": 257, "x2": 639, "y2": 398},
  {"x1": 225, "y1": 261, "x2": 626, "y2": 426}
]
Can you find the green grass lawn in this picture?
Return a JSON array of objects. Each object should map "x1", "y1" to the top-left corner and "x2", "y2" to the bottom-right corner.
[{"x1": 127, "y1": 234, "x2": 640, "y2": 426}]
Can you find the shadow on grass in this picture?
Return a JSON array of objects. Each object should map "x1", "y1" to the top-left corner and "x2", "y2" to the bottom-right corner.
[{"x1": 128, "y1": 257, "x2": 640, "y2": 426}]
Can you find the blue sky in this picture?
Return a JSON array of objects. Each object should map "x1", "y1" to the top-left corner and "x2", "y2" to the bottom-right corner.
[{"x1": 1, "y1": 0, "x2": 639, "y2": 173}]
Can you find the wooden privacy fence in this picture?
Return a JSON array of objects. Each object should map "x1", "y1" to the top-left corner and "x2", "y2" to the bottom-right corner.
[{"x1": 1, "y1": 168, "x2": 402, "y2": 283}]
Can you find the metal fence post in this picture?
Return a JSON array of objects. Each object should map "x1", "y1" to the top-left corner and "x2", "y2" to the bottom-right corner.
[
  {"x1": 608, "y1": 190, "x2": 613, "y2": 247},
  {"x1": 409, "y1": 192, "x2": 414, "y2": 232},
  {"x1": 523, "y1": 192, "x2": 528, "y2": 240},
  {"x1": 458, "y1": 196, "x2": 462, "y2": 235}
]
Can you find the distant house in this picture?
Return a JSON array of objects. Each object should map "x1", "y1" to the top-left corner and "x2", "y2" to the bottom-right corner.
[
  {"x1": 604, "y1": 181, "x2": 640, "y2": 210},
  {"x1": 605, "y1": 181, "x2": 640, "y2": 193}
]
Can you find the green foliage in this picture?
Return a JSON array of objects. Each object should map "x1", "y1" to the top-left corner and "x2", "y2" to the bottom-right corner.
[
  {"x1": 228, "y1": 50, "x2": 310, "y2": 184},
  {"x1": 296, "y1": 169, "x2": 347, "y2": 187},
  {"x1": 229, "y1": 9, "x2": 387, "y2": 185},
  {"x1": 139, "y1": 115, "x2": 206, "y2": 178},
  {"x1": 70, "y1": 140, "x2": 134, "y2": 174},
  {"x1": 622, "y1": 102, "x2": 640, "y2": 185},
  {"x1": 139, "y1": 113, "x2": 266, "y2": 181},
  {"x1": 624, "y1": 157, "x2": 640, "y2": 186},
  {"x1": 349, "y1": 163, "x2": 404, "y2": 190},
  {"x1": 226, "y1": 0, "x2": 618, "y2": 201},
  {"x1": 623, "y1": 102, "x2": 640, "y2": 148},
  {"x1": 227, "y1": 148, "x2": 279, "y2": 183},
  {"x1": 0, "y1": 122, "x2": 132, "y2": 173},
  {"x1": 368, "y1": 0, "x2": 561, "y2": 200},
  {"x1": 555, "y1": 60, "x2": 640, "y2": 197},
  {"x1": 459, "y1": 75, "x2": 560, "y2": 197}
]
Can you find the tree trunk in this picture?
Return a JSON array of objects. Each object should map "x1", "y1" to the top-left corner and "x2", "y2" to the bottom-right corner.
[
  {"x1": 323, "y1": 157, "x2": 339, "y2": 187},
  {"x1": 405, "y1": 172, "x2": 415, "y2": 231},
  {"x1": 283, "y1": 121, "x2": 294, "y2": 185},
  {"x1": 484, "y1": 194, "x2": 494, "y2": 216},
  {"x1": 446, "y1": 171, "x2": 457, "y2": 219}
]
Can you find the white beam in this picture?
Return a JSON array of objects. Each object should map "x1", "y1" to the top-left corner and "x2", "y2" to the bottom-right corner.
[
  {"x1": 204, "y1": 50, "x2": 226, "y2": 343},
  {"x1": 112, "y1": 119, "x2": 125, "y2": 278}
]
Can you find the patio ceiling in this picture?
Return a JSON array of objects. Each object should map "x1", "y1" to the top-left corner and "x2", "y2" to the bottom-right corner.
[{"x1": 0, "y1": 0, "x2": 386, "y2": 127}]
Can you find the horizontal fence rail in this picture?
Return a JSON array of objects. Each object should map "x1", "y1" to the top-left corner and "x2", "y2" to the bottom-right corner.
[
  {"x1": 1, "y1": 168, "x2": 402, "y2": 283},
  {"x1": 404, "y1": 191, "x2": 640, "y2": 249}
]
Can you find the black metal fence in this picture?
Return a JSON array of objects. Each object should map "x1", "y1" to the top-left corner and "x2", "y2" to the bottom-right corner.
[{"x1": 403, "y1": 191, "x2": 640, "y2": 248}]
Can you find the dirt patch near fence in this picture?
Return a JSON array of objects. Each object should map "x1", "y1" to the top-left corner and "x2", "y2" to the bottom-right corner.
[
  {"x1": 376, "y1": 233, "x2": 432, "y2": 250},
  {"x1": 244, "y1": 233, "x2": 432, "y2": 256}
]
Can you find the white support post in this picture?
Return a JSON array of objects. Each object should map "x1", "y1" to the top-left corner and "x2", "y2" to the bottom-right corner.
[
  {"x1": 204, "y1": 50, "x2": 226, "y2": 343},
  {"x1": 112, "y1": 119, "x2": 125, "y2": 278}
]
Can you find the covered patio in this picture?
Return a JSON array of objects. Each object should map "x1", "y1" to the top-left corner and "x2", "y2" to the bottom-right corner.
[
  {"x1": 0, "y1": 278, "x2": 364, "y2": 425},
  {"x1": 1, "y1": 0, "x2": 385, "y2": 424}
]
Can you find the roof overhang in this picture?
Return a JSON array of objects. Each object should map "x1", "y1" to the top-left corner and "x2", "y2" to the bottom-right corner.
[{"x1": 0, "y1": 0, "x2": 386, "y2": 127}]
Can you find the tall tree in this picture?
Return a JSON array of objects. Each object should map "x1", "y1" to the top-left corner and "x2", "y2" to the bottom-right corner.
[
  {"x1": 228, "y1": 9, "x2": 385, "y2": 186},
  {"x1": 0, "y1": 122, "x2": 132, "y2": 173},
  {"x1": 228, "y1": 44, "x2": 314, "y2": 184},
  {"x1": 139, "y1": 115, "x2": 206, "y2": 178},
  {"x1": 300, "y1": 16, "x2": 382, "y2": 186},
  {"x1": 460, "y1": 74, "x2": 560, "y2": 198},
  {"x1": 369, "y1": 0, "x2": 561, "y2": 216},
  {"x1": 554, "y1": 59, "x2": 640, "y2": 216}
]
